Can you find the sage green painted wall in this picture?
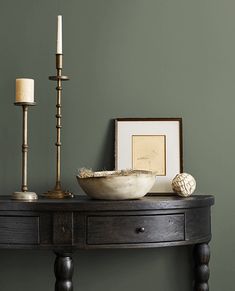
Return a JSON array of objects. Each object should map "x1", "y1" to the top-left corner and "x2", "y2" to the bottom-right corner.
[{"x1": 0, "y1": 0, "x2": 233, "y2": 290}]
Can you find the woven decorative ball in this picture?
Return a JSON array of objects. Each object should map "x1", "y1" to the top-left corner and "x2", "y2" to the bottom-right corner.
[{"x1": 172, "y1": 173, "x2": 196, "y2": 197}]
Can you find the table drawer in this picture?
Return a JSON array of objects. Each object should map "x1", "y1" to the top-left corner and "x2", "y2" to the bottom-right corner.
[
  {"x1": 0, "y1": 216, "x2": 39, "y2": 245},
  {"x1": 87, "y1": 214, "x2": 185, "y2": 245}
]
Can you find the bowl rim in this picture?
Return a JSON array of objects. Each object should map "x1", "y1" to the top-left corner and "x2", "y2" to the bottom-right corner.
[{"x1": 77, "y1": 169, "x2": 156, "y2": 180}]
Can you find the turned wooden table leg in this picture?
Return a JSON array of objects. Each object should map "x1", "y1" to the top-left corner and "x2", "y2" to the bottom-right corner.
[
  {"x1": 194, "y1": 243, "x2": 210, "y2": 291},
  {"x1": 54, "y1": 252, "x2": 74, "y2": 291}
]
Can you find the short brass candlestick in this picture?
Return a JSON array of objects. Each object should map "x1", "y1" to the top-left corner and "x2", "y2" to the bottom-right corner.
[
  {"x1": 45, "y1": 54, "x2": 73, "y2": 199},
  {"x1": 12, "y1": 102, "x2": 37, "y2": 200}
]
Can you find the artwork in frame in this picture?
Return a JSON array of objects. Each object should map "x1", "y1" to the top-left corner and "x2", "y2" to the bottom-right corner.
[{"x1": 115, "y1": 118, "x2": 183, "y2": 193}]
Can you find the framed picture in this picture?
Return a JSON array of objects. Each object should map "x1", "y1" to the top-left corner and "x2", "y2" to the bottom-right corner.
[{"x1": 115, "y1": 118, "x2": 183, "y2": 193}]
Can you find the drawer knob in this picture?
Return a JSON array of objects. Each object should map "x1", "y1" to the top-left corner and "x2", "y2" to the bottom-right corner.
[{"x1": 136, "y1": 227, "x2": 145, "y2": 233}]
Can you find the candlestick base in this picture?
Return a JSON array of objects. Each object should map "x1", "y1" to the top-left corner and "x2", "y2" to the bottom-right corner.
[
  {"x1": 12, "y1": 191, "x2": 38, "y2": 201},
  {"x1": 44, "y1": 189, "x2": 73, "y2": 199}
]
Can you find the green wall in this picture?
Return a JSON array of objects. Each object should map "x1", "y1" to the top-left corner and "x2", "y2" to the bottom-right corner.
[{"x1": 0, "y1": 0, "x2": 233, "y2": 290}]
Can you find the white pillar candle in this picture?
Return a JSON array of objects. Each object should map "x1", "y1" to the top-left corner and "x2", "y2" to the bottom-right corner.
[
  {"x1": 15, "y1": 78, "x2": 34, "y2": 103},
  {"x1": 57, "y1": 15, "x2": 62, "y2": 54}
]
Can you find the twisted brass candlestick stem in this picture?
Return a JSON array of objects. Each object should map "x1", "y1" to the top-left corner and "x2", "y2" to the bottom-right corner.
[
  {"x1": 45, "y1": 54, "x2": 73, "y2": 199},
  {"x1": 12, "y1": 102, "x2": 37, "y2": 200},
  {"x1": 55, "y1": 55, "x2": 62, "y2": 191}
]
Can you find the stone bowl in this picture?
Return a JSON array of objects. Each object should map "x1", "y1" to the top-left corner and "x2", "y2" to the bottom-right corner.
[{"x1": 77, "y1": 170, "x2": 156, "y2": 200}]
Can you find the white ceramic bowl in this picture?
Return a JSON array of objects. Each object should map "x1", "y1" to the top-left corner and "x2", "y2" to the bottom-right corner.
[{"x1": 77, "y1": 170, "x2": 156, "y2": 200}]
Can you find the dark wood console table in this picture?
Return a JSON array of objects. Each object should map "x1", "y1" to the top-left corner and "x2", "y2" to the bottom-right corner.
[{"x1": 0, "y1": 195, "x2": 214, "y2": 291}]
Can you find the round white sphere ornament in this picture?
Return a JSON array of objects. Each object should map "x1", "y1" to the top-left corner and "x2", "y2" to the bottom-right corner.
[{"x1": 172, "y1": 173, "x2": 196, "y2": 197}]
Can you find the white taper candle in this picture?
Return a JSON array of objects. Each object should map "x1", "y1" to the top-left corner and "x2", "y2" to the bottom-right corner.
[{"x1": 57, "y1": 15, "x2": 62, "y2": 54}]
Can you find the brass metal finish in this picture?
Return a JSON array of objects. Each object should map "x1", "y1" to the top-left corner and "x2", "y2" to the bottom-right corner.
[
  {"x1": 49, "y1": 76, "x2": 69, "y2": 81},
  {"x1": 56, "y1": 53, "x2": 63, "y2": 69},
  {"x1": 22, "y1": 105, "x2": 28, "y2": 192},
  {"x1": 14, "y1": 102, "x2": 36, "y2": 106},
  {"x1": 45, "y1": 189, "x2": 73, "y2": 199},
  {"x1": 12, "y1": 103, "x2": 38, "y2": 200},
  {"x1": 45, "y1": 54, "x2": 73, "y2": 199},
  {"x1": 12, "y1": 191, "x2": 37, "y2": 201}
]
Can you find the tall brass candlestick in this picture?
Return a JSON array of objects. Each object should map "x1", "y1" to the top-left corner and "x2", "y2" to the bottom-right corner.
[
  {"x1": 45, "y1": 54, "x2": 73, "y2": 199},
  {"x1": 12, "y1": 102, "x2": 37, "y2": 200}
]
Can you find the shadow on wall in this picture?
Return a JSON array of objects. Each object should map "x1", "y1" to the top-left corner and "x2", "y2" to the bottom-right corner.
[{"x1": 96, "y1": 119, "x2": 115, "y2": 171}]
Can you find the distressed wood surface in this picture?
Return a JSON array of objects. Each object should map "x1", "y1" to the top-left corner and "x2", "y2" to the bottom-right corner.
[
  {"x1": 0, "y1": 195, "x2": 214, "y2": 291},
  {"x1": 0, "y1": 194, "x2": 214, "y2": 211},
  {"x1": 87, "y1": 214, "x2": 184, "y2": 245},
  {"x1": 0, "y1": 195, "x2": 214, "y2": 250}
]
